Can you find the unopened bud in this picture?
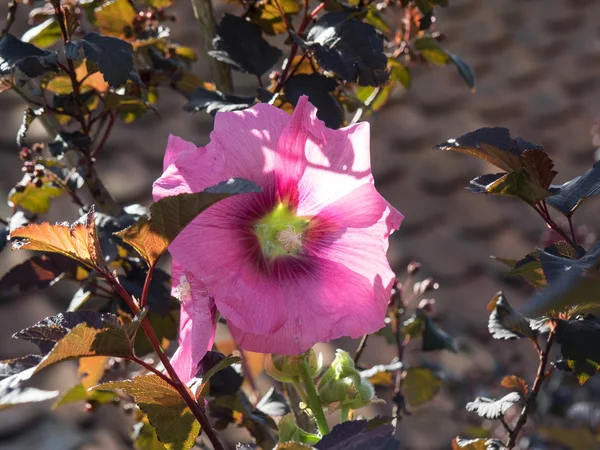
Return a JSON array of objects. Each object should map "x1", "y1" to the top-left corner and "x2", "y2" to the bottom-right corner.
[
  {"x1": 19, "y1": 147, "x2": 32, "y2": 161},
  {"x1": 278, "y1": 414, "x2": 301, "y2": 443},
  {"x1": 407, "y1": 261, "x2": 421, "y2": 275},
  {"x1": 317, "y1": 350, "x2": 375, "y2": 410},
  {"x1": 415, "y1": 278, "x2": 439, "y2": 295},
  {"x1": 265, "y1": 349, "x2": 322, "y2": 382}
]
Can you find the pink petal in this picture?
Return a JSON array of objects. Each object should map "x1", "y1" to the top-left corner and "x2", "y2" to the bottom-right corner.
[
  {"x1": 169, "y1": 261, "x2": 217, "y2": 384},
  {"x1": 227, "y1": 256, "x2": 390, "y2": 354},
  {"x1": 163, "y1": 134, "x2": 198, "y2": 171},
  {"x1": 308, "y1": 182, "x2": 403, "y2": 307},
  {"x1": 273, "y1": 96, "x2": 375, "y2": 215},
  {"x1": 153, "y1": 103, "x2": 290, "y2": 202}
]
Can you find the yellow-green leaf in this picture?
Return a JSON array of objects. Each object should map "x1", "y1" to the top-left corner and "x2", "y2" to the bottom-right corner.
[
  {"x1": 8, "y1": 178, "x2": 63, "y2": 214},
  {"x1": 11, "y1": 208, "x2": 104, "y2": 269},
  {"x1": 248, "y1": 0, "x2": 300, "y2": 35},
  {"x1": 403, "y1": 367, "x2": 442, "y2": 408},
  {"x1": 96, "y1": 374, "x2": 200, "y2": 450},
  {"x1": 22, "y1": 18, "x2": 62, "y2": 49},
  {"x1": 116, "y1": 178, "x2": 261, "y2": 267},
  {"x1": 94, "y1": 0, "x2": 136, "y2": 37}
]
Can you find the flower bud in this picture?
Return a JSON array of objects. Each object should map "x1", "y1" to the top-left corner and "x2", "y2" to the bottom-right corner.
[
  {"x1": 407, "y1": 261, "x2": 421, "y2": 275},
  {"x1": 265, "y1": 349, "x2": 322, "y2": 382},
  {"x1": 317, "y1": 350, "x2": 375, "y2": 410},
  {"x1": 278, "y1": 414, "x2": 301, "y2": 443}
]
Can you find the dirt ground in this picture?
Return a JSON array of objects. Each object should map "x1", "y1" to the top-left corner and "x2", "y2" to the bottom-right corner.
[{"x1": 1, "y1": 0, "x2": 600, "y2": 448}]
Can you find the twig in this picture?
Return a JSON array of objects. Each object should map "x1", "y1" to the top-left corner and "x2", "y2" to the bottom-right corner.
[
  {"x1": 391, "y1": 287, "x2": 408, "y2": 427},
  {"x1": 350, "y1": 87, "x2": 381, "y2": 125},
  {"x1": 567, "y1": 216, "x2": 578, "y2": 246},
  {"x1": 104, "y1": 271, "x2": 226, "y2": 450},
  {"x1": 91, "y1": 112, "x2": 116, "y2": 159},
  {"x1": 140, "y1": 265, "x2": 154, "y2": 309},
  {"x1": 505, "y1": 331, "x2": 555, "y2": 449},
  {"x1": 533, "y1": 203, "x2": 576, "y2": 248},
  {"x1": 189, "y1": 0, "x2": 233, "y2": 93},
  {"x1": 132, "y1": 356, "x2": 173, "y2": 385},
  {"x1": 353, "y1": 334, "x2": 369, "y2": 365},
  {"x1": 1, "y1": 0, "x2": 18, "y2": 38}
]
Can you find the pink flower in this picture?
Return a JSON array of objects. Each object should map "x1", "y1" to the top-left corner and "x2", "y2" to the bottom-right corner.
[{"x1": 153, "y1": 96, "x2": 403, "y2": 383}]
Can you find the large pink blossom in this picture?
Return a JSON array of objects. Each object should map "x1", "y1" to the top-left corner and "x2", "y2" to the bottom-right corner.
[{"x1": 153, "y1": 96, "x2": 403, "y2": 383}]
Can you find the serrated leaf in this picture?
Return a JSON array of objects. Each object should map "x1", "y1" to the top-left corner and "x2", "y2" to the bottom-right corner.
[
  {"x1": 8, "y1": 175, "x2": 64, "y2": 213},
  {"x1": 276, "y1": 444, "x2": 315, "y2": 450},
  {"x1": 553, "y1": 316, "x2": 600, "y2": 385},
  {"x1": 10, "y1": 208, "x2": 104, "y2": 269},
  {"x1": 105, "y1": 92, "x2": 152, "y2": 123},
  {"x1": 183, "y1": 88, "x2": 255, "y2": 115},
  {"x1": 66, "y1": 33, "x2": 134, "y2": 88},
  {"x1": 389, "y1": 58, "x2": 410, "y2": 90},
  {"x1": 248, "y1": 0, "x2": 300, "y2": 35},
  {"x1": 22, "y1": 18, "x2": 62, "y2": 49},
  {"x1": 133, "y1": 416, "x2": 167, "y2": 450},
  {"x1": 500, "y1": 376, "x2": 528, "y2": 396},
  {"x1": 487, "y1": 292, "x2": 536, "y2": 340},
  {"x1": 300, "y1": 11, "x2": 388, "y2": 86},
  {"x1": 116, "y1": 178, "x2": 261, "y2": 267},
  {"x1": 465, "y1": 392, "x2": 520, "y2": 419},
  {"x1": 96, "y1": 374, "x2": 201, "y2": 450},
  {"x1": 34, "y1": 317, "x2": 137, "y2": 373},
  {"x1": 403, "y1": 367, "x2": 442, "y2": 407},
  {"x1": 422, "y1": 316, "x2": 458, "y2": 353},
  {"x1": 314, "y1": 418, "x2": 397, "y2": 450},
  {"x1": 53, "y1": 383, "x2": 117, "y2": 408},
  {"x1": 209, "y1": 14, "x2": 282, "y2": 76},
  {"x1": 452, "y1": 438, "x2": 504, "y2": 450},
  {"x1": 435, "y1": 127, "x2": 541, "y2": 173},
  {"x1": 478, "y1": 168, "x2": 553, "y2": 205},
  {"x1": 0, "y1": 33, "x2": 58, "y2": 77},
  {"x1": 94, "y1": 0, "x2": 136, "y2": 37},
  {"x1": 360, "y1": 361, "x2": 403, "y2": 386},
  {"x1": 547, "y1": 161, "x2": 600, "y2": 216},
  {"x1": 284, "y1": 74, "x2": 342, "y2": 129},
  {"x1": 0, "y1": 254, "x2": 79, "y2": 295}
]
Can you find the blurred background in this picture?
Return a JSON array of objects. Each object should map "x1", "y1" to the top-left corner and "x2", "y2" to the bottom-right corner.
[{"x1": 1, "y1": 0, "x2": 600, "y2": 448}]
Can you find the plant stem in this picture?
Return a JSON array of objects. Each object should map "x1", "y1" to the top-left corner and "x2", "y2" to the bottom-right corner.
[
  {"x1": 190, "y1": 0, "x2": 233, "y2": 93},
  {"x1": 505, "y1": 331, "x2": 555, "y2": 449},
  {"x1": 340, "y1": 405, "x2": 350, "y2": 423},
  {"x1": 104, "y1": 272, "x2": 226, "y2": 450},
  {"x1": 533, "y1": 203, "x2": 575, "y2": 247},
  {"x1": 292, "y1": 378, "x2": 309, "y2": 404},
  {"x1": 300, "y1": 360, "x2": 329, "y2": 436},
  {"x1": 140, "y1": 264, "x2": 154, "y2": 309},
  {"x1": 132, "y1": 356, "x2": 173, "y2": 384},
  {"x1": 353, "y1": 334, "x2": 369, "y2": 365},
  {"x1": 567, "y1": 216, "x2": 578, "y2": 245},
  {"x1": 91, "y1": 112, "x2": 116, "y2": 159}
]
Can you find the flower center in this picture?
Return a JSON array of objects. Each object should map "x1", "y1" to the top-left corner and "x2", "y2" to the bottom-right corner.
[{"x1": 253, "y1": 203, "x2": 309, "y2": 260}]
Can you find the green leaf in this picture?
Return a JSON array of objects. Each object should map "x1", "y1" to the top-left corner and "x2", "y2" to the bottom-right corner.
[
  {"x1": 248, "y1": 0, "x2": 300, "y2": 35},
  {"x1": 465, "y1": 392, "x2": 520, "y2": 419},
  {"x1": 93, "y1": 0, "x2": 136, "y2": 37},
  {"x1": 116, "y1": 178, "x2": 261, "y2": 267},
  {"x1": 553, "y1": 316, "x2": 600, "y2": 385},
  {"x1": 66, "y1": 33, "x2": 134, "y2": 88},
  {"x1": 53, "y1": 383, "x2": 117, "y2": 408},
  {"x1": 133, "y1": 417, "x2": 167, "y2": 450},
  {"x1": 22, "y1": 18, "x2": 62, "y2": 49},
  {"x1": 276, "y1": 443, "x2": 315, "y2": 450},
  {"x1": 105, "y1": 92, "x2": 152, "y2": 123},
  {"x1": 422, "y1": 316, "x2": 458, "y2": 353},
  {"x1": 0, "y1": 33, "x2": 59, "y2": 77},
  {"x1": 389, "y1": 59, "x2": 411, "y2": 90},
  {"x1": 403, "y1": 367, "x2": 442, "y2": 408},
  {"x1": 139, "y1": 0, "x2": 173, "y2": 9},
  {"x1": 414, "y1": 36, "x2": 449, "y2": 65},
  {"x1": 476, "y1": 169, "x2": 552, "y2": 205},
  {"x1": 96, "y1": 374, "x2": 201, "y2": 450},
  {"x1": 487, "y1": 292, "x2": 536, "y2": 340}
]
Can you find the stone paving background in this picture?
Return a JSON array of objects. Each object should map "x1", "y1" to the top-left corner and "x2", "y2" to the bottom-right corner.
[{"x1": 1, "y1": 0, "x2": 600, "y2": 448}]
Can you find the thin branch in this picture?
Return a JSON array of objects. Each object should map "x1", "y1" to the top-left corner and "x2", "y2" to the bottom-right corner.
[
  {"x1": 533, "y1": 203, "x2": 576, "y2": 248},
  {"x1": 140, "y1": 265, "x2": 154, "y2": 309},
  {"x1": 505, "y1": 331, "x2": 556, "y2": 449},
  {"x1": 189, "y1": 0, "x2": 233, "y2": 93},
  {"x1": 103, "y1": 271, "x2": 226, "y2": 450},
  {"x1": 353, "y1": 334, "x2": 369, "y2": 365},
  {"x1": 1, "y1": 0, "x2": 18, "y2": 38},
  {"x1": 567, "y1": 216, "x2": 578, "y2": 246},
  {"x1": 91, "y1": 111, "x2": 116, "y2": 159},
  {"x1": 132, "y1": 356, "x2": 173, "y2": 385},
  {"x1": 350, "y1": 87, "x2": 381, "y2": 125}
]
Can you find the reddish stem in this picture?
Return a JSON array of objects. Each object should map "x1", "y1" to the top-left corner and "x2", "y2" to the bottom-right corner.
[
  {"x1": 533, "y1": 203, "x2": 576, "y2": 247},
  {"x1": 103, "y1": 271, "x2": 225, "y2": 450},
  {"x1": 91, "y1": 112, "x2": 116, "y2": 159},
  {"x1": 140, "y1": 265, "x2": 154, "y2": 309},
  {"x1": 132, "y1": 356, "x2": 173, "y2": 385}
]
